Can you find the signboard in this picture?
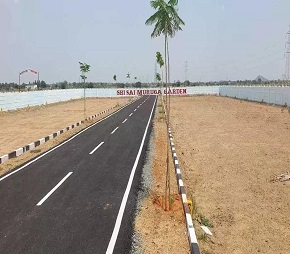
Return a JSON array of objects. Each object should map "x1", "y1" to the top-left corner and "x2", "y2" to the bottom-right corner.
[{"x1": 116, "y1": 88, "x2": 187, "y2": 96}]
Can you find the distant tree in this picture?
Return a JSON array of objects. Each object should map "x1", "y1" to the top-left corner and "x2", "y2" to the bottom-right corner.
[
  {"x1": 184, "y1": 80, "x2": 190, "y2": 86},
  {"x1": 175, "y1": 80, "x2": 181, "y2": 87},
  {"x1": 133, "y1": 81, "x2": 141, "y2": 88},
  {"x1": 117, "y1": 83, "x2": 125, "y2": 88},
  {"x1": 40, "y1": 80, "x2": 47, "y2": 89}
]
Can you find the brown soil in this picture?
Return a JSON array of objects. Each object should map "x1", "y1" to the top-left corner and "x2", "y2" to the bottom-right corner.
[
  {"x1": 134, "y1": 98, "x2": 190, "y2": 254},
  {"x1": 0, "y1": 97, "x2": 130, "y2": 176},
  {"x1": 169, "y1": 96, "x2": 290, "y2": 254},
  {"x1": 2, "y1": 95, "x2": 289, "y2": 253}
]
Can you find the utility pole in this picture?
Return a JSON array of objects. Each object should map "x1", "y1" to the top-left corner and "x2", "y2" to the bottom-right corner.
[
  {"x1": 154, "y1": 62, "x2": 158, "y2": 85},
  {"x1": 184, "y1": 60, "x2": 188, "y2": 81},
  {"x1": 285, "y1": 25, "x2": 290, "y2": 84}
]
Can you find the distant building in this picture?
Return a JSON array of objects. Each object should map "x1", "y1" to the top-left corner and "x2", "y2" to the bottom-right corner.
[{"x1": 25, "y1": 84, "x2": 37, "y2": 90}]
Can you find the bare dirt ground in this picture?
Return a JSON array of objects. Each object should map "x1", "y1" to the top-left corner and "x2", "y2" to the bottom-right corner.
[
  {"x1": 168, "y1": 96, "x2": 290, "y2": 254},
  {"x1": 2, "y1": 95, "x2": 290, "y2": 254},
  {"x1": 134, "y1": 97, "x2": 190, "y2": 254},
  {"x1": 0, "y1": 97, "x2": 130, "y2": 176}
]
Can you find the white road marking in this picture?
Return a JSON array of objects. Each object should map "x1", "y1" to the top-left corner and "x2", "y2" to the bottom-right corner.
[
  {"x1": 106, "y1": 96, "x2": 157, "y2": 254},
  {"x1": 36, "y1": 172, "x2": 73, "y2": 206},
  {"x1": 0, "y1": 98, "x2": 142, "y2": 182},
  {"x1": 122, "y1": 119, "x2": 127, "y2": 124},
  {"x1": 129, "y1": 113, "x2": 133, "y2": 117},
  {"x1": 111, "y1": 127, "x2": 119, "y2": 135},
  {"x1": 134, "y1": 109, "x2": 137, "y2": 112},
  {"x1": 89, "y1": 142, "x2": 104, "y2": 155}
]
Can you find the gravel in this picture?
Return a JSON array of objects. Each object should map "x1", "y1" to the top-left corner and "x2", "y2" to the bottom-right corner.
[{"x1": 130, "y1": 127, "x2": 155, "y2": 254}]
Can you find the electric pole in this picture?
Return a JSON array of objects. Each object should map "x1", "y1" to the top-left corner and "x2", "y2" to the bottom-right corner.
[
  {"x1": 285, "y1": 25, "x2": 290, "y2": 84},
  {"x1": 184, "y1": 61, "x2": 188, "y2": 81}
]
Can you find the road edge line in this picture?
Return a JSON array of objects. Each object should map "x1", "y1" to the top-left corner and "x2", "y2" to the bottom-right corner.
[{"x1": 105, "y1": 95, "x2": 157, "y2": 254}]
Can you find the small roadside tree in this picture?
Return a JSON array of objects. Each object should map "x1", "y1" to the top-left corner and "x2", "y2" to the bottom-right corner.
[
  {"x1": 155, "y1": 72, "x2": 161, "y2": 88},
  {"x1": 79, "y1": 62, "x2": 91, "y2": 119}
]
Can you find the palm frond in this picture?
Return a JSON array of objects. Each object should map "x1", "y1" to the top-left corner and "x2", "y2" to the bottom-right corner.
[
  {"x1": 145, "y1": 10, "x2": 164, "y2": 26},
  {"x1": 167, "y1": 5, "x2": 185, "y2": 26},
  {"x1": 146, "y1": 0, "x2": 184, "y2": 38},
  {"x1": 151, "y1": 20, "x2": 164, "y2": 38},
  {"x1": 168, "y1": 0, "x2": 178, "y2": 6},
  {"x1": 150, "y1": 0, "x2": 164, "y2": 9}
]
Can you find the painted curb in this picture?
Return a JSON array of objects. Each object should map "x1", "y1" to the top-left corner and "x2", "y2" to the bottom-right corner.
[
  {"x1": 168, "y1": 127, "x2": 200, "y2": 254},
  {"x1": 161, "y1": 95, "x2": 200, "y2": 254},
  {"x1": 0, "y1": 98, "x2": 137, "y2": 165}
]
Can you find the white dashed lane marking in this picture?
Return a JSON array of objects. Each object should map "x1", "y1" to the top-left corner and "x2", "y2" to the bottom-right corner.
[
  {"x1": 36, "y1": 172, "x2": 73, "y2": 206},
  {"x1": 122, "y1": 119, "x2": 127, "y2": 124},
  {"x1": 89, "y1": 142, "x2": 105, "y2": 155},
  {"x1": 110, "y1": 127, "x2": 119, "y2": 135}
]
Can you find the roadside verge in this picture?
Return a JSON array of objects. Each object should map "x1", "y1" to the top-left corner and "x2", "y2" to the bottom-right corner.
[{"x1": 0, "y1": 97, "x2": 138, "y2": 173}]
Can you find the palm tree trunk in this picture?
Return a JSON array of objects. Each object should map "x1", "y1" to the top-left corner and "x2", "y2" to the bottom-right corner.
[
  {"x1": 164, "y1": 32, "x2": 171, "y2": 211},
  {"x1": 164, "y1": 33, "x2": 168, "y2": 111},
  {"x1": 166, "y1": 37, "x2": 171, "y2": 210},
  {"x1": 84, "y1": 77, "x2": 86, "y2": 120},
  {"x1": 164, "y1": 32, "x2": 168, "y2": 211}
]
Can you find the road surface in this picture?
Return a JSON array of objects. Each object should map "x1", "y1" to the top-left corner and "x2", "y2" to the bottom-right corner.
[{"x1": 0, "y1": 95, "x2": 157, "y2": 254}]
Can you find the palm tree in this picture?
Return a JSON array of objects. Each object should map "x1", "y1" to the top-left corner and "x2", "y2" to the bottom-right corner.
[
  {"x1": 146, "y1": 0, "x2": 184, "y2": 94},
  {"x1": 146, "y1": 0, "x2": 184, "y2": 211}
]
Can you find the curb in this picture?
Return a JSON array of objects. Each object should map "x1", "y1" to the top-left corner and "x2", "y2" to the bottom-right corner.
[
  {"x1": 0, "y1": 98, "x2": 136, "y2": 165},
  {"x1": 168, "y1": 127, "x2": 200, "y2": 254},
  {"x1": 160, "y1": 95, "x2": 200, "y2": 254}
]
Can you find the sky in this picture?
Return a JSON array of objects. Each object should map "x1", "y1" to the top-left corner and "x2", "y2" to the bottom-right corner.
[{"x1": 1, "y1": 0, "x2": 290, "y2": 84}]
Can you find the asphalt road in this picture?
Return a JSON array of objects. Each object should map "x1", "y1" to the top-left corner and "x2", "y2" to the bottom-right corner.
[{"x1": 0, "y1": 95, "x2": 157, "y2": 254}]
